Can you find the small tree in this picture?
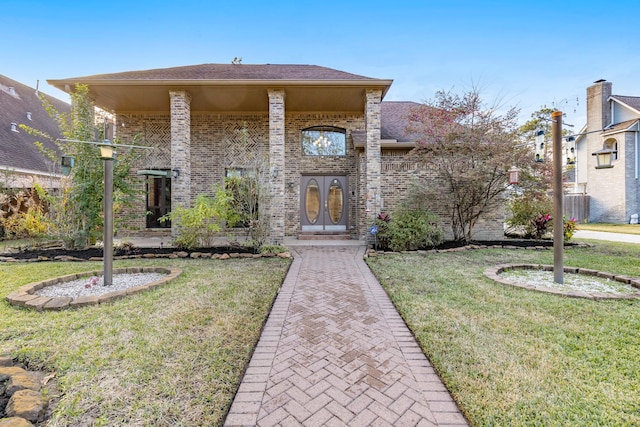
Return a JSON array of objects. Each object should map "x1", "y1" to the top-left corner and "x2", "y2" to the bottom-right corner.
[
  {"x1": 23, "y1": 84, "x2": 143, "y2": 248},
  {"x1": 224, "y1": 125, "x2": 271, "y2": 247},
  {"x1": 408, "y1": 88, "x2": 534, "y2": 242}
]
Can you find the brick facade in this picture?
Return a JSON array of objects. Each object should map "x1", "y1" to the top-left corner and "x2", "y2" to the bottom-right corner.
[{"x1": 116, "y1": 95, "x2": 504, "y2": 242}]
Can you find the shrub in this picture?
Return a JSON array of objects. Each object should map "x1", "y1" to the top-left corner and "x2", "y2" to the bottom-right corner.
[
  {"x1": 161, "y1": 187, "x2": 239, "y2": 249},
  {"x1": 506, "y1": 192, "x2": 553, "y2": 238},
  {"x1": 563, "y1": 216, "x2": 577, "y2": 242},
  {"x1": 259, "y1": 244, "x2": 288, "y2": 254},
  {"x1": 377, "y1": 208, "x2": 444, "y2": 251}
]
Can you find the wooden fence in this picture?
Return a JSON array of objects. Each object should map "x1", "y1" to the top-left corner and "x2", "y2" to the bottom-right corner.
[{"x1": 563, "y1": 194, "x2": 589, "y2": 222}]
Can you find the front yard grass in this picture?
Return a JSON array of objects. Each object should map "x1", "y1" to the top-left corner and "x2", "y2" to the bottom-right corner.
[
  {"x1": 367, "y1": 241, "x2": 640, "y2": 427},
  {"x1": 0, "y1": 257, "x2": 290, "y2": 426}
]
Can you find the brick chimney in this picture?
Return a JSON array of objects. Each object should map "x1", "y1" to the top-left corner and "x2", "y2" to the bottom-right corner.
[{"x1": 586, "y1": 79, "x2": 612, "y2": 132}]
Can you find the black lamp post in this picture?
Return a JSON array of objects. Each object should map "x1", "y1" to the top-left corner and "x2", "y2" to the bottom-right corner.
[{"x1": 98, "y1": 140, "x2": 115, "y2": 286}]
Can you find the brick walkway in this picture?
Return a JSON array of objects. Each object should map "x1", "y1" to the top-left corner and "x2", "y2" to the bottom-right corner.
[{"x1": 224, "y1": 245, "x2": 469, "y2": 426}]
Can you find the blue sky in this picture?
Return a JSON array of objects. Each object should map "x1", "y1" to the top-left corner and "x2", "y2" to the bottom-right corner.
[{"x1": 3, "y1": 0, "x2": 639, "y2": 128}]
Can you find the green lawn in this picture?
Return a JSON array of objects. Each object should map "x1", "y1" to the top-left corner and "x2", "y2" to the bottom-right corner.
[
  {"x1": 367, "y1": 242, "x2": 640, "y2": 427},
  {"x1": 578, "y1": 222, "x2": 640, "y2": 235},
  {"x1": 0, "y1": 257, "x2": 290, "y2": 427}
]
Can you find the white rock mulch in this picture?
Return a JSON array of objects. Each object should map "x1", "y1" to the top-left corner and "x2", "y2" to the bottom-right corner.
[
  {"x1": 34, "y1": 273, "x2": 167, "y2": 299},
  {"x1": 500, "y1": 269, "x2": 639, "y2": 295}
]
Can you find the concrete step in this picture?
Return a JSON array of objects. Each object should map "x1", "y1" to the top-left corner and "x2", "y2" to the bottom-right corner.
[{"x1": 297, "y1": 232, "x2": 352, "y2": 240}]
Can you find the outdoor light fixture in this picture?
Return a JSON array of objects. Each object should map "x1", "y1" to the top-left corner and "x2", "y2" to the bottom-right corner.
[
  {"x1": 98, "y1": 140, "x2": 115, "y2": 159},
  {"x1": 56, "y1": 132, "x2": 152, "y2": 287},
  {"x1": 287, "y1": 181, "x2": 296, "y2": 190},
  {"x1": 592, "y1": 148, "x2": 615, "y2": 169},
  {"x1": 172, "y1": 168, "x2": 180, "y2": 179},
  {"x1": 508, "y1": 166, "x2": 520, "y2": 185}
]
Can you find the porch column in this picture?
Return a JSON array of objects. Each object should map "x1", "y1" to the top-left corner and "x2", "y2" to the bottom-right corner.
[
  {"x1": 169, "y1": 90, "x2": 191, "y2": 236},
  {"x1": 268, "y1": 89, "x2": 286, "y2": 244},
  {"x1": 365, "y1": 89, "x2": 382, "y2": 220}
]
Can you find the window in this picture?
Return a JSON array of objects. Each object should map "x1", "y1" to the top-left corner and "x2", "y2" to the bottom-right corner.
[
  {"x1": 225, "y1": 168, "x2": 259, "y2": 228},
  {"x1": 301, "y1": 126, "x2": 346, "y2": 156},
  {"x1": 603, "y1": 138, "x2": 618, "y2": 161}
]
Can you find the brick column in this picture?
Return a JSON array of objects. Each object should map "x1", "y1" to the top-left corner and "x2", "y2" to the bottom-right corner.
[
  {"x1": 365, "y1": 89, "x2": 382, "y2": 221},
  {"x1": 268, "y1": 89, "x2": 286, "y2": 244},
  {"x1": 169, "y1": 91, "x2": 191, "y2": 236}
]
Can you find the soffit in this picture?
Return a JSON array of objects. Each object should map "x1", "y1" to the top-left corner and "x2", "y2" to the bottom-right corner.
[{"x1": 47, "y1": 80, "x2": 393, "y2": 113}]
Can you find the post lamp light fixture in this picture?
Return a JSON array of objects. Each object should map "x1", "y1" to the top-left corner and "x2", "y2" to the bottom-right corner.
[
  {"x1": 98, "y1": 140, "x2": 116, "y2": 286},
  {"x1": 508, "y1": 166, "x2": 520, "y2": 185},
  {"x1": 99, "y1": 140, "x2": 115, "y2": 160},
  {"x1": 57, "y1": 134, "x2": 151, "y2": 287},
  {"x1": 592, "y1": 148, "x2": 615, "y2": 169}
]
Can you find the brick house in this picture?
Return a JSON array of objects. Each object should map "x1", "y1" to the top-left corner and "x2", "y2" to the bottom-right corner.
[
  {"x1": 49, "y1": 64, "x2": 504, "y2": 243},
  {"x1": 573, "y1": 80, "x2": 640, "y2": 223}
]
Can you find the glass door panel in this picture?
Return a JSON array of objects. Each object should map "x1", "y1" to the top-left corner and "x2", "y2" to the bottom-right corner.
[{"x1": 301, "y1": 176, "x2": 347, "y2": 231}]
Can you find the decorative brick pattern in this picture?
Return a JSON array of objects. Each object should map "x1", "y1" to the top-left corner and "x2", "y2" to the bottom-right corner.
[{"x1": 224, "y1": 246, "x2": 469, "y2": 426}]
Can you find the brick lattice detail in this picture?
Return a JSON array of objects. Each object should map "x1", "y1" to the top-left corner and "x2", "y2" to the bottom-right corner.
[{"x1": 143, "y1": 120, "x2": 171, "y2": 169}]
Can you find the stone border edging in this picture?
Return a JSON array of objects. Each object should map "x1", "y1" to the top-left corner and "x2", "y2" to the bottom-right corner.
[
  {"x1": 6, "y1": 267, "x2": 182, "y2": 311},
  {"x1": 1, "y1": 355, "x2": 49, "y2": 425},
  {"x1": 484, "y1": 264, "x2": 640, "y2": 300},
  {"x1": 0, "y1": 250, "x2": 292, "y2": 263}
]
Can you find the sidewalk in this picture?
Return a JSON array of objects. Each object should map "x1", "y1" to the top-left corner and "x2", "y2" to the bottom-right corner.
[
  {"x1": 574, "y1": 230, "x2": 640, "y2": 244},
  {"x1": 224, "y1": 245, "x2": 468, "y2": 426}
]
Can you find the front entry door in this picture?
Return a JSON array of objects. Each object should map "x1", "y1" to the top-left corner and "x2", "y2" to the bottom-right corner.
[{"x1": 301, "y1": 176, "x2": 348, "y2": 231}]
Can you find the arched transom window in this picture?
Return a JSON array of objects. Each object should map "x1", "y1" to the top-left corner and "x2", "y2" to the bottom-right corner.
[{"x1": 301, "y1": 126, "x2": 346, "y2": 156}]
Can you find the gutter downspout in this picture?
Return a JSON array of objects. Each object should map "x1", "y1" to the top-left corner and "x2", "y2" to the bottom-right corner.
[{"x1": 634, "y1": 130, "x2": 640, "y2": 179}]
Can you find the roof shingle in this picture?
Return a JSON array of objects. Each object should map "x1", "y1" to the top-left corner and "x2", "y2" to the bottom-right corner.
[
  {"x1": 611, "y1": 95, "x2": 640, "y2": 112},
  {"x1": 0, "y1": 75, "x2": 69, "y2": 174},
  {"x1": 63, "y1": 64, "x2": 380, "y2": 82}
]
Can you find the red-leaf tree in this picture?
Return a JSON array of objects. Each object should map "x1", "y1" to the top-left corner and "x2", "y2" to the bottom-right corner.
[{"x1": 407, "y1": 89, "x2": 539, "y2": 242}]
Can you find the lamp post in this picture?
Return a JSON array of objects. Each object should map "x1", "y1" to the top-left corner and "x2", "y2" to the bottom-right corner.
[
  {"x1": 99, "y1": 140, "x2": 115, "y2": 286},
  {"x1": 57, "y1": 134, "x2": 151, "y2": 287},
  {"x1": 552, "y1": 111, "x2": 564, "y2": 284}
]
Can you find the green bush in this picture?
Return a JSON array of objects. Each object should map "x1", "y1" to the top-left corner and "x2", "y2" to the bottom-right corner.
[
  {"x1": 506, "y1": 192, "x2": 553, "y2": 238},
  {"x1": 160, "y1": 187, "x2": 239, "y2": 249},
  {"x1": 377, "y1": 208, "x2": 444, "y2": 251}
]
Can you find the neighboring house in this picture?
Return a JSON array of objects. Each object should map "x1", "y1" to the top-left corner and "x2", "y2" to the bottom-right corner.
[
  {"x1": 573, "y1": 80, "x2": 640, "y2": 223},
  {"x1": 0, "y1": 74, "x2": 69, "y2": 189},
  {"x1": 48, "y1": 63, "x2": 504, "y2": 242}
]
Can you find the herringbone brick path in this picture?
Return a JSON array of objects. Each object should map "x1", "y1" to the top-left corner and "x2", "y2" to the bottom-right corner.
[{"x1": 224, "y1": 245, "x2": 468, "y2": 426}]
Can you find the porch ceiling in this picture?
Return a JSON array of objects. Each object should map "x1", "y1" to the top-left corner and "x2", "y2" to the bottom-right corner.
[{"x1": 46, "y1": 80, "x2": 393, "y2": 113}]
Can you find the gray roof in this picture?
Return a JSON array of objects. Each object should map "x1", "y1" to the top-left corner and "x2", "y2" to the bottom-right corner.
[
  {"x1": 381, "y1": 101, "x2": 422, "y2": 142},
  {"x1": 63, "y1": 63, "x2": 381, "y2": 82},
  {"x1": 0, "y1": 75, "x2": 69, "y2": 174},
  {"x1": 611, "y1": 95, "x2": 640, "y2": 112}
]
